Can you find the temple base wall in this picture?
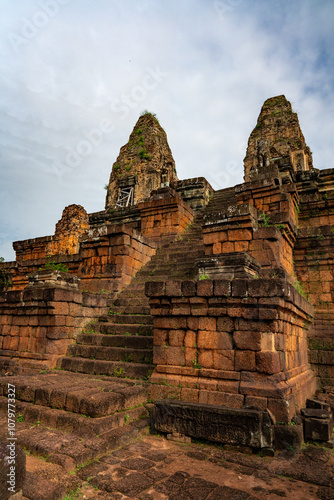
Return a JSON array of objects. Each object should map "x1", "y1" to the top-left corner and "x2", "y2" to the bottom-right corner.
[
  {"x1": 6, "y1": 225, "x2": 156, "y2": 295},
  {"x1": 146, "y1": 278, "x2": 317, "y2": 422},
  {"x1": 294, "y1": 169, "x2": 334, "y2": 386},
  {"x1": 138, "y1": 187, "x2": 194, "y2": 246},
  {"x1": 0, "y1": 273, "x2": 108, "y2": 371}
]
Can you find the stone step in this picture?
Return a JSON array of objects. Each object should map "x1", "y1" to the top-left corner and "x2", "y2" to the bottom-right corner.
[
  {"x1": 113, "y1": 297, "x2": 150, "y2": 307},
  {"x1": 60, "y1": 357, "x2": 154, "y2": 379},
  {"x1": 0, "y1": 372, "x2": 148, "y2": 418},
  {"x1": 215, "y1": 187, "x2": 236, "y2": 193},
  {"x1": 108, "y1": 305, "x2": 151, "y2": 315},
  {"x1": 204, "y1": 208, "x2": 236, "y2": 215},
  {"x1": 309, "y1": 350, "x2": 334, "y2": 364},
  {"x1": 143, "y1": 246, "x2": 204, "y2": 258},
  {"x1": 68, "y1": 344, "x2": 153, "y2": 364},
  {"x1": 0, "y1": 408, "x2": 149, "y2": 469},
  {"x1": 118, "y1": 281, "x2": 148, "y2": 291},
  {"x1": 207, "y1": 194, "x2": 235, "y2": 201},
  {"x1": 153, "y1": 233, "x2": 203, "y2": 247},
  {"x1": 129, "y1": 275, "x2": 172, "y2": 283},
  {"x1": 205, "y1": 203, "x2": 234, "y2": 209},
  {"x1": 113, "y1": 293, "x2": 147, "y2": 301},
  {"x1": 113, "y1": 287, "x2": 146, "y2": 297},
  {"x1": 142, "y1": 256, "x2": 204, "y2": 268},
  {"x1": 210, "y1": 192, "x2": 235, "y2": 198},
  {"x1": 308, "y1": 337, "x2": 334, "y2": 348},
  {"x1": 0, "y1": 396, "x2": 148, "y2": 438},
  {"x1": 205, "y1": 204, "x2": 236, "y2": 212},
  {"x1": 141, "y1": 255, "x2": 203, "y2": 266},
  {"x1": 116, "y1": 282, "x2": 146, "y2": 291},
  {"x1": 0, "y1": 373, "x2": 151, "y2": 469},
  {"x1": 165, "y1": 238, "x2": 203, "y2": 247},
  {"x1": 138, "y1": 265, "x2": 198, "y2": 277},
  {"x1": 209, "y1": 192, "x2": 236, "y2": 200},
  {"x1": 77, "y1": 333, "x2": 153, "y2": 349},
  {"x1": 207, "y1": 197, "x2": 236, "y2": 204},
  {"x1": 99, "y1": 314, "x2": 153, "y2": 325},
  {"x1": 103, "y1": 210, "x2": 209, "y2": 317},
  {"x1": 140, "y1": 255, "x2": 203, "y2": 269},
  {"x1": 205, "y1": 198, "x2": 236, "y2": 207},
  {"x1": 139, "y1": 268, "x2": 198, "y2": 279},
  {"x1": 142, "y1": 251, "x2": 205, "y2": 264},
  {"x1": 163, "y1": 231, "x2": 203, "y2": 239},
  {"x1": 112, "y1": 291, "x2": 146, "y2": 301},
  {"x1": 98, "y1": 323, "x2": 153, "y2": 336}
]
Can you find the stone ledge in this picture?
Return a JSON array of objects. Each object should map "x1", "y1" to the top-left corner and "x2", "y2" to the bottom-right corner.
[
  {"x1": 154, "y1": 399, "x2": 274, "y2": 449},
  {"x1": 145, "y1": 278, "x2": 314, "y2": 317}
]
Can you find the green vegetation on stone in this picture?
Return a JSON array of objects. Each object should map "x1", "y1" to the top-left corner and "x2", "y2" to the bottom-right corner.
[
  {"x1": 140, "y1": 109, "x2": 159, "y2": 122},
  {"x1": 39, "y1": 260, "x2": 69, "y2": 273}
]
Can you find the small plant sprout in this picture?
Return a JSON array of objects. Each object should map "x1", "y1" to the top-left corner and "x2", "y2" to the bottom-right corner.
[
  {"x1": 199, "y1": 273, "x2": 210, "y2": 280},
  {"x1": 259, "y1": 213, "x2": 271, "y2": 227}
]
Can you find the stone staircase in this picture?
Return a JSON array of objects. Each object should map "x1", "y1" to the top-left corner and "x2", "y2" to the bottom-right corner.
[
  {"x1": 59, "y1": 307, "x2": 155, "y2": 380},
  {"x1": 59, "y1": 186, "x2": 237, "y2": 380},
  {"x1": 0, "y1": 187, "x2": 237, "y2": 479},
  {"x1": 57, "y1": 228, "x2": 203, "y2": 380},
  {"x1": 0, "y1": 371, "x2": 150, "y2": 470},
  {"x1": 206, "y1": 186, "x2": 237, "y2": 213}
]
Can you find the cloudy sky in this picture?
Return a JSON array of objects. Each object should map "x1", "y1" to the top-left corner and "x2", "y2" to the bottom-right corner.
[{"x1": 0, "y1": 0, "x2": 333, "y2": 261}]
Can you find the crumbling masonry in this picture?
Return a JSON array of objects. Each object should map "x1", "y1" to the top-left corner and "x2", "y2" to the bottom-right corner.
[{"x1": 0, "y1": 97, "x2": 333, "y2": 458}]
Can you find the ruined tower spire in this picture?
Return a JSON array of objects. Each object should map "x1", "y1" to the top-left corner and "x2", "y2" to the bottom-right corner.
[
  {"x1": 243, "y1": 95, "x2": 313, "y2": 182},
  {"x1": 105, "y1": 112, "x2": 178, "y2": 209}
]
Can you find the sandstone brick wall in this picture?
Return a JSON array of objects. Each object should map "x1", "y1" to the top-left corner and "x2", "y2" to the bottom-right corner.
[
  {"x1": 203, "y1": 197, "x2": 296, "y2": 277},
  {"x1": 1, "y1": 95, "x2": 333, "y2": 409},
  {"x1": 12, "y1": 205, "x2": 89, "y2": 262},
  {"x1": 0, "y1": 285, "x2": 108, "y2": 370},
  {"x1": 78, "y1": 224, "x2": 156, "y2": 293},
  {"x1": 8, "y1": 255, "x2": 81, "y2": 291},
  {"x1": 294, "y1": 168, "x2": 334, "y2": 385},
  {"x1": 176, "y1": 177, "x2": 214, "y2": 212},
  {"x1": 13, "y1": 236, "x2": 53, "y2": 262},
  {"x1": 146, "y1": 278, "x2": 316, "y2": 422},
  {"x1": 138, "y1": 188, "x2": 194, "y2": 246},
  {"x1": 6, "y1": 224, "x2": 156, "y2": 295}
]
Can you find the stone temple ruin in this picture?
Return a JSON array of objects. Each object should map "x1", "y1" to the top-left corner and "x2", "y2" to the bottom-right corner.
[{"x1": 0, "y1": 96, "x2": 334, "y2": 491}]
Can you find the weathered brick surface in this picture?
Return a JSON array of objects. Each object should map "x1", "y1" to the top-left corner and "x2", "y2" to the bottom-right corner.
[
  {"x1": 203, "y1": 188, "x2": 296, "y2": 276},
  {"x1": 138, "y1": 188, "x2": 194, "y2": 246},
  {"x1": 293, "y1": 170, "x2": 334, "y2": 385},
  {"x1": 105, "y1": 113, "x2": 178, "y2": 209},
  {"x1": 8, "y1": 224, "x2": 157, "y2": 294},
  {"x1": 147, "y1": 278, "x2": 316, "y2": 422},
  {"x1": 235, "y1": 350, "x2": 256, "y2": 372},
  {"x1": 155, "y1": 400, "x2": 273, "y2": 448},
  {"x1": 1, "y1": 96, "x2": 332, "y2": 430},
  {"x1": 46, "y1": 204, "x2": 89, "y2": 256},
  {"x1": 256, "y1": 351, "x2": 281, "y2": 374},
  {"x1": 0, "y1": 278, "x2": 108, "y2": 368},
  {"x1": 244, "y1": 95, "x2": 312, "y2": 183}
]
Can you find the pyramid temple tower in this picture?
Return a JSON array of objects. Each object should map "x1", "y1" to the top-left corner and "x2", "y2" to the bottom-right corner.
[
  {"x1": 244, "y1": 95, "x2": 313, "y2": 182},
  {"x1": 1, "y1": 96, "x2": 334, "y2": 462},
  {"x1": 105, "y1": 112, "x2": 178, "y2": 209}
]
